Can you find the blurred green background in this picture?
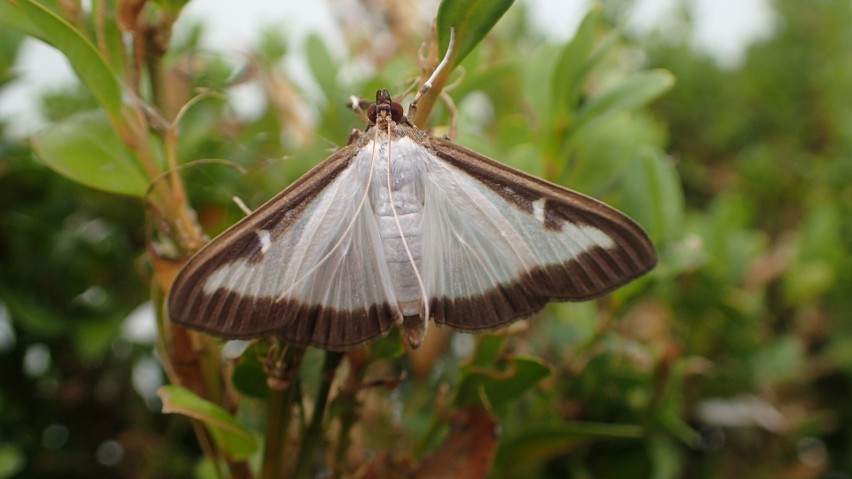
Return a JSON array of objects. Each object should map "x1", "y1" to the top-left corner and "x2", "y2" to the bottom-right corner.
[{"x1": 1, "y1": 0, "x2": 851, "y2": 477}]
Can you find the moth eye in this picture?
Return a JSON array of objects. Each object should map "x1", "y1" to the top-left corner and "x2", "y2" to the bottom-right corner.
[
  {"x1": 390, "y1": 102, "x2": 404, "y2": 122},
  {"x1": 367, "y1": 104, "x2": 377, "y2": 123}
]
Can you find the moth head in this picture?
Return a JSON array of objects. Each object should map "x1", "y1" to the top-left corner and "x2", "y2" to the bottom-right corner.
[{"x1": 368, "y1": 89, "x2": 405, "y2": 125}]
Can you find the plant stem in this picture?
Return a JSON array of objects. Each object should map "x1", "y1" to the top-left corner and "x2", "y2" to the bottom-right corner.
[
  {"x1": 331, "y1": 405, "x2": 355, "y2": 479},
  {"x1": 261, "y1": 381, "x2": 299, "y2": 479},
  {"x1": 410, "y1": 24, "x2": 457, "y2": 129},
  {"x1": 261, "y1": 347, "x2": 305, "y2": 479},
  {"x1": 292, "y1": 351, "x2": 344, "y2": 479},
  {"x1": 331, "y1": 350, "x2": 369, "y2": 477}
]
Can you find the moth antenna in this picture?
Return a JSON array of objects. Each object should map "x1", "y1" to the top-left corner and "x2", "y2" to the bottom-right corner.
[
  {"x1": 275, "y1": 123, "x2": 380, "y2": 301},
  {"x1": 232, "y1": 196, "x2": 252, "y2": 216},
  {"x1": 408, "y1": 26, "x2": 456, "y2": 119},
  {"x1": 347, "y1": 94, "x2": 370, "y2": 123},
  {"x1": 384, "y1": 121, "x2": 430, "y2": 344}
]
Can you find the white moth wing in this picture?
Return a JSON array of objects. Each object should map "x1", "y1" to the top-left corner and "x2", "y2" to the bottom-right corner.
[
  {"x1": 168, "y1": 145, "x2": 402, "y2": 350},
  {"x1": 421, "y1": 138, "x2": 657, "y2": 332},
  {"x1": 203, "y1": 155, "x2": 388, "y2": 305},
  {"x1": 420, "y1": 159, "x2": 613, "y2": 291}
]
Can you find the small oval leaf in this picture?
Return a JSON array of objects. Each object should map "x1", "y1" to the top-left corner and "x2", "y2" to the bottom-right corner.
[
  {"x1": 305, "y1": 34, "x2": 339, "y2": 94},
  {"x1": 7, "y1": 0, "x2": 124, "y2": 120},
  {"x1": 0, "y1": 443, "x2": 25, "y2": 478},
  {"x1": 32, "y1": 110, "x2": 149, "y2": 197},
  {"x1": 495, "y1": 421, "x2": 643, "y2": 476},
  {"x1": 619, "y1": 148, "x2": 685, "y2": 244},
  {"x1": 437, "y1": 0, "x2": 515, "y2": 66},
  {"x1": 455, "y1": 356, "x2": 551, "y2": 409},
  {"x1": 571, "y1": 69, "x2": 675, "y2": 138},
  {"x1": 232, "y1": 352, "x2": 270, "y2": 399},
  {"x1": 159, "y1": 385, "x2": 259, "y2": 460},
  {"x1": 551, "y1": 5, "x2": 601, "y2": 118}
]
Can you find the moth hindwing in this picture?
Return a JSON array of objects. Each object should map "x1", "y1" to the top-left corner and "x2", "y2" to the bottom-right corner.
[{"x1": 168, "y1": 90, "x2": 657, "y2": 351}]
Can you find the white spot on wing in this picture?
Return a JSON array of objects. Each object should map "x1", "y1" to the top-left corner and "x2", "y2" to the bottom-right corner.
[
  {"x1": 532, "y1": 198, "x2": 546, "y2": 224},
  {"x1": 256, "y1": 230, "x2": 272, "y2": 254},
  {"x1": 564, "y1": 223, "x2": 616, "y2": 252}
]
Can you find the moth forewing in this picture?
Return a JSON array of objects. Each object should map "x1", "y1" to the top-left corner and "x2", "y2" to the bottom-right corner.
[
  {"x1": 415, "y1": 136, "x2": 657, "y2": 333},
  {"x1": 167, "y1": 140, "x2": 404, "y2": 350},
  {"x1": 428, "y1": 137, "x2": 658, "y2": 275}
]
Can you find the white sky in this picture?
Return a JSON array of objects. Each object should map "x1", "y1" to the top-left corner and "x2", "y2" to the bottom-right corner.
[{"x1": 0, "y1": 0, "x2": 776, "y2": 138}]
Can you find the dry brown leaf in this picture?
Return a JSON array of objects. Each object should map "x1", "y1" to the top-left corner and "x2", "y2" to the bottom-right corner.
[{"x1": 412, "y1": 407, "x2": 498, "y2": 479}]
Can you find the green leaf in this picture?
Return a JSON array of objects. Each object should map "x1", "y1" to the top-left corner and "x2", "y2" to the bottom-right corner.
[
  {"x1": 369, "y1": 328, "x2": 405, "y2": 359},
  {"x1": 2, "y1": 0, "x2": 124, "y2": 120},
  {"x1": 648, "y1": 434, "x2": 683, "y2": 479},
  {"x1": 656, "y1": 407, "x2": 701, "y2": 448},
  {"x1": 454, "y1": 356, "x2": 550, "y2": 409},
  {"x1": 551, "y1": 5, "x2": 601, "y2": 118},
  {"x1": 305, "y1": 34, "x2": 338, "y2": 95},
  {"x1": 159, "y1": 385, "x2": 259, "y2": 460},
  {"x1": 0, "y1": 2, "x2": 43, "y2": 39},
  {"x1": 0, "y1": 443, "x2": 25, "y2": 479},
  {"x1": 32, "y1": 110, "x2": 149, "y2": 197},
  {"x1": 73, "y1": 316, "x2": 125, "y2": 361},
  {"x1": 495, "y1": 421, "x2": 643, "y2": 478},
  {"x1": 232, "y1": 351, "x2": 270, "y2": 399},
  {"x1": 100, "y1": 3, "x2": 129, "y2": 78},
  {"x1": 750, "y1": 336, "x2": 805, "y2": 386},
  {"x1": 305, "y1": 34, "x2": 351, "y2": 139},
  {"x1": 437, "y1": 0, "x2": 515, "y2": 66},
  {"x1": 618, "y1": 148, "x2": 684, "y2": 244},
  {"x1": 154, "y1": 0, "x2": 194, "y2": 13},
  {"x1": 567, "y1": 112, "x2": 664, "y2": 195},
  {"x1": 2, "y1": 293, "x2": 67, "y2": 338},
  {"x1": 571, "y1": 69, "x2": 675, "y2": 139},
  {"x1": 468, "y1": 334, "x2": 507, "y2": 368}
]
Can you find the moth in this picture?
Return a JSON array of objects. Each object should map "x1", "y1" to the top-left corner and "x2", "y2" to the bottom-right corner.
[{"x1": 168, "y1": 89, "x2": 657, "y2": 351}]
